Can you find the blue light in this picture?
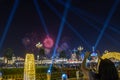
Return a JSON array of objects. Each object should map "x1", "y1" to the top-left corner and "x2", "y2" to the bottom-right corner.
[
  {"x1": 44, "y1": 0, "x2": 91, "y2": 50},
  {"x1": 81, "y1": 52, "x2": 85, "y2": 60},
  {"x1": 94, "y1": 0, "x2": 119, "y2": 50},
  {"x1": 91, "y1": 52, "x2": 97, "y2": 56},
  {"x1": 57, "y1": 0, "x2": 120, "y2": 49},
  {"x1": 49, "y1": 0, "x2": 71, "y2": 70},
  {"x1": 62, "y1": 74, "x2": 66, "y2": 77},
  {"x1": 58, "y1": 0, "x2": 120, "y2": 35},
  {"x1": 0, "y1": 0, "x2": 19, "y2": 52},
  {"x1": 62, "y1": 73, "x2": 67, "y2": 79},
  {"x1": 47, "y1": 69, "x2": 51, "y2": 74},
  {"x1": 33, "y1": 0, "x2": 49, "y2": 35},
  {"x1": 71, "y1": 6, "x2": 120, "y2": 48}
]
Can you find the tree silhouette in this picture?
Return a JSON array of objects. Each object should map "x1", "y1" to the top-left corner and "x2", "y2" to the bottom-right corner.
[
  {"x1": 4, "y1": 48, "x2": 14, "y2": 64},
  {"x1": 59, "y1": 50, "x2": 67, "y2": 58},
  {"x1": 39, "y1": 48, "x2": 45, "y2": 64}
]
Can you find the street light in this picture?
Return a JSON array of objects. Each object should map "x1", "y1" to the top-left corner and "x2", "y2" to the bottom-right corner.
[
  {"x1": 77, "y1": 46, "x2": 83, "y2": 51},
  {"x1": 36, "y1": 42, "x2": 43, "y2": 49},
  {"x1": 36, "y1": 42, "x2": 43, "y2": 66},
  {"x1": 104, "y1": 50, "x2": 109, "y2": 53},
  {"x1": 77, "y1": 46, "x2": 83, "y2": 61}
]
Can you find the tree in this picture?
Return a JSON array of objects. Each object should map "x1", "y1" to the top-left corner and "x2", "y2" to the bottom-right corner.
[
  {"x1": 38, "y1": 48, "x2": 45, "y2": 64},
  {"x1": 59, "y1": 50, "x2": 67, "y2": 59},
  {"x1": 76, "y1": 50, "x2": 80, "y2": 60},
  {"x1": 59, "y1": 50, "x2": 67, "y2": 69},
  {"x1": 4, "y1": 48, "x2": 14, "y2": 64}
]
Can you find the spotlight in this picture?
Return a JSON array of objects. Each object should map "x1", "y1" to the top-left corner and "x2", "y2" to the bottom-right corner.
[
  {"x1": 62, "y1": 73, "x2": 68, "y2": 80},
  {"x1": 47, "y1": 69, "x2": 51, "y2": 73}
]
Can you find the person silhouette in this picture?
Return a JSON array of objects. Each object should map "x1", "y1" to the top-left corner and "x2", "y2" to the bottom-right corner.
[{"x1": 81, "y1": 52, "x2": 119, "y2": 80}]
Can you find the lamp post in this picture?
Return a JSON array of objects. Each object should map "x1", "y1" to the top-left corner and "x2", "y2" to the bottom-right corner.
[
  {"x1": 104, "y1": 50, "x2": 108, "y2": 54},
  {"x1": 36, "y1": 42, "x2": 43, "y2": 66},
  {"x1": 77, "y1": 46, "x2": 83, "y2": 51},
  {"x1": 36, "y1": 42, "x2": 43, "y2": 49},
  {"x1": 77, "y1": 46, "x2": 83, "y2": 61}
]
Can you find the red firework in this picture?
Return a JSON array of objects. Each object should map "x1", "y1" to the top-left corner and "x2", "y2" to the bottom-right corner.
[{"x1": 43, "y1": 36, "x2": 54, "y2": 48}]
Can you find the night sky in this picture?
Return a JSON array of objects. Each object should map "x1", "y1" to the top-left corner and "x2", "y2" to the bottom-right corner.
[{"x1": 0, "y1": 0, "x2": 120, "y2": 57}]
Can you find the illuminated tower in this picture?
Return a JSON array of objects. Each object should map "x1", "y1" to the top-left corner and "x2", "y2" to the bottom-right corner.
[
  {"x1": 24, "y1": 53, "x2": 35, "y2": 80},
  {"x1": 71, "y1": 48, "x2": 77, "y2": 61}
]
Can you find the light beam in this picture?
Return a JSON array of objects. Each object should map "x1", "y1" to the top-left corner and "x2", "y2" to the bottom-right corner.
[
  {"x1": 48, "y1": 0, "x2": 71, "y2": 70},
  {"x1": 94, "y1": 0, "x2": 119, "y2": 50},
  {"x1": 33, "y1": 0, "x2": 49, "y2": 35},
  {"x1": 0, "y1": 0, "x2": 19, "y2": 52},
  {"x1": 44, "y1": 0, "x2": 91, "y2": 50}
]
